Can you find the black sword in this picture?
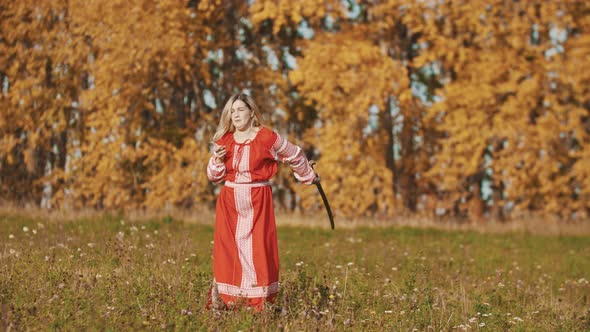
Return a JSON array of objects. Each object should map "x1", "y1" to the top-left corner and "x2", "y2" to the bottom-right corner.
[{"x1": 310, "y1": 161, "x2": 335, "y2": 230}]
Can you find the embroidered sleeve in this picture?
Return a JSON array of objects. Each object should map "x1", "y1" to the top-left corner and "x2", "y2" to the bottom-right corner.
[
  {"x1": 271, "y1": 132, "x2": 316, "y2": 184},
  {"x1": 207, "y1": 143, "x2": 226, "y2": 184}
]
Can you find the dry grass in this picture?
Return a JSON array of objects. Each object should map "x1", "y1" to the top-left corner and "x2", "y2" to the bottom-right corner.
[
  {"x1": 1, "y1": 203, "x2": 588, "y2": 236},
  {"x1": 1, "y1": 210, "x2": 589, "y2": 330},
  {"x1": 275, "y1": 212, "x2": 590, "y2": 237}
]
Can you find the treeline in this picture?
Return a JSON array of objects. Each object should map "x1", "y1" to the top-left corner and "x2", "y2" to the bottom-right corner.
[{"x1": 1, "y1": 1, "x2": 589, "y2": 221}]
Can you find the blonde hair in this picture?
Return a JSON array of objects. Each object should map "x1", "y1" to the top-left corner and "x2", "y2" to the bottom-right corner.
[{"x1": 212, "y1": 93, "x2": 264, "y2": 142}]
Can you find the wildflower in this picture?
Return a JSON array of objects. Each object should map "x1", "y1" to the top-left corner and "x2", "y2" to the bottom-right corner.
[
  {"x1": 295, "y1": 261, "x2": 304, "y2": 267},
  {"x1": 384, "y1": 310, "x2": 392, "y2": 314},
  {"x1": 32, "y1": 229, "x2": 37, "y2": 234},
  {"x1": 469, "y1": 317, "x2": 477, "y2": 323},
  {"x1": 22, "y1": 226, "x2": 29, "y2": 232},
  {"x1": 497, "y1": 282, "x2": 505, "y2": 288},
  {"x1": 335, "y1": 265, "x2": 343, "y2": 269},
  {"x1": 392, "y1": 267, "x2": 398, "y2": 271},
  {"x1": 8, "y1": 234, "x2": 14, "y2": 239},
  {"x1": 87, "y1": 243, "x2": 96, "y2": 248},
  {"x1": 513, "y1": 317, "x2": 523, "y2": 322},
  {"x1": 347, "y1": 262, "x2": 354, "y2": 266},
  {"x1": 478, "y1": 322, "x2": 485, "y2": 327}
]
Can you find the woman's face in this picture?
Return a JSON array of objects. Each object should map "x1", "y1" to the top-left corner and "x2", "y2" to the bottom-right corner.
[{"x1": 230, "y1": 99, "x2": 253, "y2": 131}]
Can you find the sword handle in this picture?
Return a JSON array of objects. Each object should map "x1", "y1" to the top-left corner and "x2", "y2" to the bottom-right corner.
[
  {"x1": 308, "y1": 160, "x2": 335, "y2": 230},
  {"x1": 309, "y1": 160, "x2": 320, "y2": 183}
]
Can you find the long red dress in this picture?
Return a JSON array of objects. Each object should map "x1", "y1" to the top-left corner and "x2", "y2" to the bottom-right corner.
[{"x1": 206, "y1": 127, "x2": 316, "y2": 311}]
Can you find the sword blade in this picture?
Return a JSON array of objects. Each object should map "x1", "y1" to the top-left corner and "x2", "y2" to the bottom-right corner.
[{"x1": 315, "y1": 182, "x2": 335, "y2": 230}]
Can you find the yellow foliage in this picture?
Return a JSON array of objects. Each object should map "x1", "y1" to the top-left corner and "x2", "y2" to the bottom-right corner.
[
  {"x1": 1, "y1": 1, "x2": 589, "y2": 220},
  {"x1": 290, "y1": 31, "x2": 410, "y2": 217}
]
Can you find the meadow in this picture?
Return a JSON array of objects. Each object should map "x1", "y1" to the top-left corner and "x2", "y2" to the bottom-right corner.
[{"x1": 1, "y1": 213, "x2": 589, "y2": 331}]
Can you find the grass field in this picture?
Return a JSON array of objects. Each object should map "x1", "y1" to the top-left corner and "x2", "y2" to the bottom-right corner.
[{"x1": 1, "y1": 213, "x2": 589, "y2": 331}]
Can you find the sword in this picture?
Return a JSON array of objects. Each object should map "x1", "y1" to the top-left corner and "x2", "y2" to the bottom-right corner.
[{"x1": 309, "y1": 161, "x2": 335, "y2": 230}]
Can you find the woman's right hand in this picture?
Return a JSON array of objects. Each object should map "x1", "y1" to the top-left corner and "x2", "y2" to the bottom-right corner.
[{"x1": 214, "y1": 145, "x2": 226, "y2": 164}]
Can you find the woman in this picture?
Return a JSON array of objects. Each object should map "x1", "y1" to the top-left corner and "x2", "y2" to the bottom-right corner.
[{"x1": 206, "y1": 93, "x2": 318, "y2": 311}]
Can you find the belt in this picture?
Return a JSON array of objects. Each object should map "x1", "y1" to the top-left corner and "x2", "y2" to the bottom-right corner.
[{"x1": 224, "y1": 181, "x2": 271, "y2": 188}]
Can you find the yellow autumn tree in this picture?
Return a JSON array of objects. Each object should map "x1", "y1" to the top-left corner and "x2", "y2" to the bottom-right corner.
[
  {"x1": 411, "y1": 1, "x2": 590, "y2": 219},
  {"x1": 2, "y1": 0, "x2": 589, "y2": 222},
  {"x1": 0, "y1": 0, "x2": 89, "y2": 205},
  {"x1": 289, "y1": 30, "x2": 411, "y2": 217},
  {"x1": 47, "y1": 0, "x2": 218, "y2": 209}
]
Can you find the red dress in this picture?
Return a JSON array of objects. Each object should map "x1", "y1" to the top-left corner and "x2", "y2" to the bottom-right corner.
[{"x1": 206, "y1": 127, "x2": 316, "y2": 311}]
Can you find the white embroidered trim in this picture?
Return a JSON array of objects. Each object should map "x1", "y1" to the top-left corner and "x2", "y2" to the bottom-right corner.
[
  {"x1": 216, "y1": 281, "x2": 279, "y2": 298},
  {"x1": 276, "y1": 136, "x2": 288, "y2": 154},
  {"x1": 234, "y1": 185, "x2": 257, "y2": 290},
  {"x1": 207, "y1": 156, "x2": 226, "y2": 183},
  {"x1": 225, "y1": 181, "x2": 270, "y2": 188},
  {"x1": 234, "y1": 145, "x2": 252, "y2": 183}
]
